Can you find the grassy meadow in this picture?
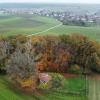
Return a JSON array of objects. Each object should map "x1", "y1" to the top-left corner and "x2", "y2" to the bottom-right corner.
[
  {"x1": 44, "y1": 25, "x2": 100, "y2": 42},
  {"x1": 0, "y1": 75, "x2": 87, "y2": 100},
  {"x1": 0, "y1": 14, "x2": 100, "y2": 42},
  {"x1": 0, "y1": 15, "x2": 61, "y2": 36}
]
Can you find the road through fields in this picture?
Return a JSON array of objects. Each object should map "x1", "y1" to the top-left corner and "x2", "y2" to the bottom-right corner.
[{"x1": 27, "y1": 23, "x2": 62, "y2": 37}]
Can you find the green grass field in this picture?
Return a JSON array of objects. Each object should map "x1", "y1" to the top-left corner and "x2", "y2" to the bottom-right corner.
[
  {"x1": 0, "y1": 15, "x2": 61, "y2": 36},
  {"x1": 43, "y1": 25, "x2": 100, "y2": 42},
  {"x1": 0, "y1": 75, "x2": 87, "y2": 100},
  {"x1": 0, "y1": 15, "x2": 100, "y2": 42}
]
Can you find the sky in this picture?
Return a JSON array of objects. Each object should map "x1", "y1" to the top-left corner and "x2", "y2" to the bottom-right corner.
[{"x1": 0, "y1": 0, "x2": 100, "y2": 4}]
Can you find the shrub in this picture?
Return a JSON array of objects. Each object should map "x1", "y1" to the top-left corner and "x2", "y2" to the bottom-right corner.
[
  {"x1": 50, "y1": 73, "x2": 66, "y2": 89},
  {"x1": 39, "y1": 73, "x2": 66, "y2": 90},
  {"x1": 67, "y1": 64, "x2": 81, "y2": 74}
]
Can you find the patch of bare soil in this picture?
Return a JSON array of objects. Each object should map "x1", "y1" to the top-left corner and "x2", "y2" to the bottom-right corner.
[{"x1": 61, "y1": 73, "x2": 79, "y2": 79}]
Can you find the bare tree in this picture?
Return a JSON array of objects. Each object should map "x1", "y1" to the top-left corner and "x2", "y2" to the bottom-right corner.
[
  {"x1": 7, "y1": 39, "x2": 38, "y2": 81},
  {"x1": 0, "y1": 40, "x2": 10, "y2": 69}
]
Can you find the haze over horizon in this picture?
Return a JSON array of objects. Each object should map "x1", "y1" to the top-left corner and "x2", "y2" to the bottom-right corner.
[{"x1": 0, "y1": 0, "x2": 100, "y2": 4}]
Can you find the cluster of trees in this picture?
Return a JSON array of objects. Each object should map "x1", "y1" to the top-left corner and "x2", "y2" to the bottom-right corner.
[
  {"x1": 60, "y1": 34, "x2": 100, "y2": 73},
  {"x1": 32, "y1": 36, "x2": 70, "y2": 72},
  {"x1": 0, "y1": 34, "x2": 100, "y2": 79},
  {"x1": 0, "y1": 34, "x2": 100, "y2": 91},
  {"x1": 62, "y1": 19, "x2": 86, "y2": 26},
  {"x1": 31, "y1": 34, "x2": 100, "y2": 73}
]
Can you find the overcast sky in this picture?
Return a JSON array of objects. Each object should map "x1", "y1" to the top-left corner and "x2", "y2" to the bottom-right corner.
[{"x1": 0, "y1": 0, "x2": 100, "y2": 4}]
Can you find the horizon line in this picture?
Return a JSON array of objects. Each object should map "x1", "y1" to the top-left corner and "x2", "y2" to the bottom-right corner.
[{"x1": 0, "y1": 2, "x2": 100, "y2": 4}]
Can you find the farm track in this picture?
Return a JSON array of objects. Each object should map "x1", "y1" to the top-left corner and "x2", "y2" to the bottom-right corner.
[
  {"x1": 27, "y1": 23, "x2": 62, "y2": 37},
  {"x1": 88, "y1": 75, "x2": 100, "y2": 100}
]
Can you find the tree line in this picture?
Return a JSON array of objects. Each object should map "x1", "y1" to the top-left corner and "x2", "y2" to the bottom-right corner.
[{"x1": 0, "y1": 34, "x2": 100, "y2": 79}]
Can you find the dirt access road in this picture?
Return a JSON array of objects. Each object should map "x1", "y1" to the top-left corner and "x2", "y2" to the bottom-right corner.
[
  {"x1": 88, "y1": 74, "x2": 100, "y2": 100},
  {"x1": 27, "y1": 23, "x2": 62, "y2": 37}
]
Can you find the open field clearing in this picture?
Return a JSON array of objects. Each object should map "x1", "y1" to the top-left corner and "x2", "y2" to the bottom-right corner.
[
  {"x1": 43, "y1": 25, "x2": 100, "y2": 42},
  {"x1": 0, "y1": 15, "x2": 61, "y2": 36},
  {"x1": 0, "y1": 15, "x2": 100, "y2": 42},
  {"x1": 0, "y1": 75, "x2": 87, "y2": 100}
]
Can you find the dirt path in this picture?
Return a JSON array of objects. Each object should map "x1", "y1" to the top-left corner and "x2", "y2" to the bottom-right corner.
[
  {"x1": 62, "y1": 73, "x2": 79, "y2": 78},
  {"x1": 27, "y1": 23, "x2": 62, "y2": 37},
  {"x1": 88, "y1": 75, "x2": 100, "y2": 100}
]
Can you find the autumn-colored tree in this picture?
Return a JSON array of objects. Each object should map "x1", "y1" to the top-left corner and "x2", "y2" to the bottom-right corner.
[
  {"x1": 0, "y1": 39, "x2": 10, "y2": 71},
  {"x1": 59, "y1": 34, "x2": 100, "y2": 73},
  {"x1": 33, "y1": 36, "x2": 71, "y2": 72},
  {"x1": 0, "y1": 34, "x2": 99, "y2": 75},
  {"x1": 6, "y1": 39, "x2": 38, "y2": 91}
]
